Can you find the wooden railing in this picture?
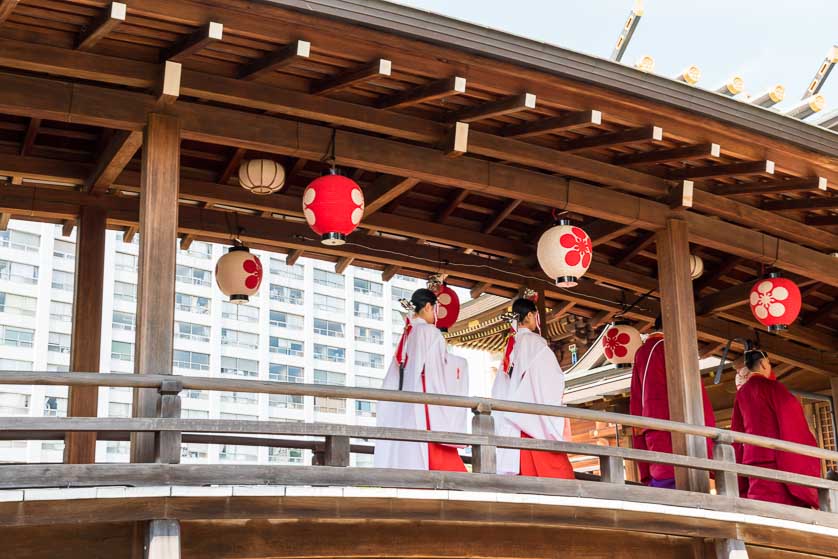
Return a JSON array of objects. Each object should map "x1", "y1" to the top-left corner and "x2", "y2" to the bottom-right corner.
[{"x1": 1, "y1": 370, "x2": 837, "y2": 516}]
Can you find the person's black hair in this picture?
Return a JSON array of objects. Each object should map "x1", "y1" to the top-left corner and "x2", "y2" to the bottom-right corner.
[
  {"x1": 826, "y1": 468, "x2": 838, "y2": 482},
  {"x1": 653, "y1": 314, "x2": 662, "y2": 332},
  {"x1": 410, "y1": 288, "x2": 437, "y2": 313},
  {"x1": 744, "y1": 349, "x2": 768, "y2": 372},
  {"x1": 512, "y1": 298, "x2": 537, "y2": 322}
]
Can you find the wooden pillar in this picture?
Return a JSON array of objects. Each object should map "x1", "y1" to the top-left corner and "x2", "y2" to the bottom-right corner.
[
  {"x1": 471, "y1": 402, "x2": 496, "y2": 474},
  {"x1": 831, "y1": 378, "x2": 838, "y2": 443},
  {"x1": 131, "y1": 112, "x2": 180, "y2": 464},
  {"x1": 146, "y1": 519, "x2": 181, "y2": 559},
  {"x1": 64, "y1": 206, "x2": 106, "y2": 464},
  {"x1": 656, "y1": 218, "x2": 709, "y2": 493}
]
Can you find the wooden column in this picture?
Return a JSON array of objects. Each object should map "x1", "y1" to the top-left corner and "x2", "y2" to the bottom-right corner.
[
  {"x1": 64, "y1": 206, "x2": 106, "y2": 464},
  {"x1": 656, "y1": 218, "x2": 710, "y2": 493},
  {"x1": 831, "y1": 378, "x2": 838, "y2": 439},
  {"x1": 131, "y1": 112, "x2": 180, "y2": 464}
]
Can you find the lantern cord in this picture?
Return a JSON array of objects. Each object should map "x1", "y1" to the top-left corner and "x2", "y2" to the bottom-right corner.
[{"x1": 322, "y1": 128, "x2": 337, "y2": 171}]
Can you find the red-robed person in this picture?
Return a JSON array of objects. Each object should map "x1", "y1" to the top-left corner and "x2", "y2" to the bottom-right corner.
[
  {"x1": 629, "y1": 318, "x2": 716, "y2": 489},
  {"x1": 731, "y1": 350, "x2": 820, "y2": 508},
  {"x1": 492, "y1": 297, "x2": 574, "y2": 479}
]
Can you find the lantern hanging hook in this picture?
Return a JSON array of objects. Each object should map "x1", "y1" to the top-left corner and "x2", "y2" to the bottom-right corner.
[{"x1": 551, "y1": 208, "x2": 568, "y2": 224}]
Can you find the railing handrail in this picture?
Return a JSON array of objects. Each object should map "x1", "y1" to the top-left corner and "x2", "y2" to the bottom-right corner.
[{"x1": 2, "y1": 370, "x2": 838, "y2": 463}]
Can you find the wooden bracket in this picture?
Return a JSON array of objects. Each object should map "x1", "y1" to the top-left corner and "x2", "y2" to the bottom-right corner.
[
  {"x1": 323, "y1": 435, "x2": 350, "y2": 467},
  {"x1": 443, "y1": 121, "x2": 469, "y2": 157},
  {"x1": 669, "y1": 180, "x2": 693, "y2": 209}
]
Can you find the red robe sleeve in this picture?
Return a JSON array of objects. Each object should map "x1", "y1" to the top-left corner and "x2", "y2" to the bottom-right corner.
[
  {"x1": 771, "y1": 382, "x2": 820, "y2": 509},
  {"x1": 730, "y1": 397, "x2": 750, "y2": 497}
]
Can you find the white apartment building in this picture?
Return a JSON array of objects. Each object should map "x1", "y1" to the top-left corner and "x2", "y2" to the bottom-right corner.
[{"x1": 0, "y1": 219, "x2": 431, "y2": 466}]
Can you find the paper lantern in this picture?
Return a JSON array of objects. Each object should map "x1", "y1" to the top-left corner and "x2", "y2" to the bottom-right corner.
[
  {"x1": 215, "y1": 246, "x2": 263, "y2": 303},
  {"x1": 537, "y1": 220, "x2": 592, "y2": 288},
  {"x1": 238, "y1": 159, "x2": 285, "y2": 195},
  {"x1": 302, "y1": 170, "x2": 365, "y2": 245},
  {"x1": 601, "y1": 323, "x2": 642, "y2": 367},
  {"x1": 689, "y1": 254, "x2": 704, "y2": 280},
  {"x1": 434, "y1": 284, "x2": 460, "y2": 331},
  {"x1": 749, "y1": 273, "x2": 801, "y2": 332}
]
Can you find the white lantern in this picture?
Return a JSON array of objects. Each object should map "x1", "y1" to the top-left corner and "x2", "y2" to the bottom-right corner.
[
  {"x1": 215, "y1": 246, "x2": 263, "y2": 303},
  {"x1": 537, "y1": 220, "x2": 592, "y2": 288},
  {"x1": 601, "y1": 323, "x2": 642, "y2": 368},
  {"x1": 238, "y1": 159, "x2": 286, "y2": 195},
  {"x1": 689, "y1": 254, "x2": 704, "y2": 280}
]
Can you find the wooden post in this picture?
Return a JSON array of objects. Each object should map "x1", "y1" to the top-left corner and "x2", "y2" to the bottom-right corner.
[
  {"x1": 471, "y1": 402, "x2": 496, "y2": 474},
  {"x1": 64, "y1": 206, "x2": 106, "y2": 464},
  {"x1": 656, "y1": 218, "x2": 710, "y2": 493},
  {"x1": 818, "y1": 487, "x2": 838, "y2": 513},
  {"x1": 599, "y1": 455, "x2": 625, "y2": 484},
  {"x1": 323, "y1": 435, "x2": 350, "y2": 467},
  {"x1": 714, "y1": 538, "x2": 749, "y2": 559},
  {"x1": 155, "y1": 378, "x2": 182, "y2": 464},
  {"x1": 146, "y1": 519, "x2": 180, "y2": 559},
  {"x1": 831, "y1": 378, "x2": 838, "y2": 441},
  {"x1": 712, "y1": 435, "x2": 739, "y2": 498},
  {"x1": 131, "y1": 112, "x2": 180, "y2": 464}
]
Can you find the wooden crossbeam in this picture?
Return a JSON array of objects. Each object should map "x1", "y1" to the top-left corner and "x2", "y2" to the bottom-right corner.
[
  {"x1": 470, "y1": 282, "x2": 490, "y2": 299},
  {"x1": 364, "y1": 174, "x2": 419, "y2": 216},
  {"x1": 437, "y1": 189, "x2": 468, "y2": 222},
  {"x1": 286, "y1": 249, "x2": 303, "y2": 266},
  {"x1": 19, "y1": 117, "x2": 40, "y2": 156},
  {"x1": 612, "y1": 231, "x2": 655, "y2": 267},
  {"x1": 311, "y1": 59, "x2": 391, "y2": 95},
  {"x1": 62, "y1": 220, "x2": 75, "y2": 237},
  {"x1": 806, "y1": 214, "x2": 838, "y2": 226},
  {"x1": 586, "y1": 220, "x2": 635, "y2": 246},
  {"x1": 695, "y1": 283, "x2": 752, "y2": 315},
  {"x1": 122, "y1": 225, "x2": 137, "y2": 244},
  {"x1": 807, "y1": 300, "x2": 837, "y2": 326},
  {"x1": 500, "y1": 110, "x2": 601, "y2": 139},
  {"x1": 239, "y1": 40, "x2": 310, "y2": 81},
  {"x1": 0, "y1": 212, "x2": 10, "y2": 230},
  {"x1": 613, "y1": 142, "x2": 720, "y2": 166},
  {"x1": 335, "y1": 256, "x2": 354, "y2": 274},
  {"x1": 381, "y1": 265, "x2": 399, "y2": 282},
  {"x1": 0, "y1": 0, "x2": 18, "y2": 24},
  {"x1": 218, "y1": 148, "x2": 247, "y2": 184},
  {"x1": 560, "y1": 125, "x2": 662, "y2": 152},
  {"x1": 77, "y1": 2, "x2": 126, "y2": 52},
  {"x1": 180, "y1": 234, "x2": 195, "y2": 251},
  {"x1": 668, "y1": 160, "x2": 774, "y2": 180},
  {"x1": 85, "y1": 131, "x2": 143, "y2": 193},
  {"x1": 376, "y1": 76, "x2": 466, "y2": 109},
  {"x1": 448, "y1": 93, "x2": 536, "y2": 123},
  {"x1": 712, "y1": 176, "x2": 827, "y2": 196},
  {"x1": 761, "y1": 195, "x2": 838, "y2": 212},
  {"x1": 483, "y1": 199, "x2": 521, "y2": 234},
  {"x1": 694, "y1": 258, "x2": 741, "y2": 294},
  {"x1": 162, "y1": 21, "x2": 222, "y2": 63}
]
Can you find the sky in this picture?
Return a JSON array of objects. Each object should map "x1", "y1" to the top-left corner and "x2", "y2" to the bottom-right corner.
[{"x1": 391, "y1": 0, "x2": 838, "y2": 117}]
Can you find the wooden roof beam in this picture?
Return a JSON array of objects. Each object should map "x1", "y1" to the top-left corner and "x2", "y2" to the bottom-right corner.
[
  {"x1": 448, "y1": 93, "x2": 536, "y2": 123},
  {"x1": 437, "y1": 189, "x2": 468, "y2": 223},
  {"x1": 84, "y1": 130, "x2": 143, "y2": 194},
  {"x1": 179, "y1": 233, "x2": 195, "y2": 251},
  {"x1": 218, "y1": 148, "x2": 247, "y2": 185},
  {"x1": 612, "y1": 230, "x2": 655, "y2": 267},
  {"x1": 376, "y1": 76, "x2": 466, "y2": 109},
  {"x1": 162, "y1": 21, "x2": 223, "y2": 63},
  {"x1": 364, "y1": 174, "x2": 419, "y2": 216},
  {"x1": 712, "y1": 176, "x2": 827, "y2": 196},
  {"x1": 382, "y1": 265, "x2": 399, "y2": 282},
  {"x1": 500, "y1": 109, "x2": 601, "y2": 139},
  {"x1": 311, "y1": 58, "x2": 391, "y2": 96},
  {"x1": 694, "y1": 258, "x2": 741, "y2": 294},
  {"x1": 695, "y1": 283, "x2": 752, "y2": 316},
  {"x1": 0, "y1": 1, "x2": 18, "y2": 25},
  {"x1": 585, "y1": 220, "x2": 635, "y2": 246},
  {"x1": 239, "y1": 40, "x2": 310, "y2": 81},
  {"x1": 61, "y1": 220, "x2": 75, "y2": 237},
  {"x1": 806, "y1": 214, "x2": 838, "y2": 227},
  {"x1": 442, "y1": 121, "x2": 469, "y2": 157},
  {"x1": 19, "y1": 117, "x2": 40, "y2": 156},
  {"x1": 560, "y1": 125, "x2": 662, "y2": 153},
  {"x1": 806, "y1": 300, "x2": 837, "y2": 326},
  {"x1": 122, "y1": 225, "x2": 137, "y2": 244},
  {"x1": 77, "y1": 2, "x2": 126, "y2": 52},
  {"x1": 286, "y1": 249, "x2": 303, "y2": 266},
  {"x1": 668, "y1": 160, "x2": 774, "y2": 180},
  {"x1": 470, "y1": 282, "x2": 490, "y2": 299},
  {"x1": 761, "y1": 195, "x2": 838, "y2": 212},
  {"x1": 0, "y1": 212, "x2": 9, "y2": 230},
  {"x1": 335, "y1": 256, "x2": 354, "y2": 274},
  {"x1": 613, "y1": 142, "x2": 720, "y2": 166},
  {"x1": 483, "y1": 199, "x2": 521, "y2": 234}
]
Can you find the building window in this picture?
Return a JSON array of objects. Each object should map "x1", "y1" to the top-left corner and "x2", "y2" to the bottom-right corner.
[
  {"x1": 222, "y1": 302, "x2": 259, "y2": 322},
  {"x1": 355, "y1": 351, "x2": 384, "y2": 369},
  {"x1": 269, "y1": 337, "x2": 303, "y2": 357},
  {"x1": 106, "y1": 441, "x2": 130, "y2": 456},
  {"x1": 269, "y1": 363, "x2": 304, "y2": 383},
  {"x1": 181, "y1": 443, "x2": 208, "y2": 459},
  {"x1": 269, "y1": 310, "x2": 303, "y2": 330},
  {"x1": 52, "y1": 240, "x2": 75, "y2": 261},
  {"x1": 182, "y1": 409, "x2": 210, "y2": 419},
  {"x1": 0, "y1": 229, "x2": 40, "y2": 253},
  {"x1": 313, "y1": 369, "x2": 346, "y2": 386},
  {"x1": 0, "y1": 392, "x2": 30, "y2": 415},
  {"x1": 354, "y1": 301, "x2": 383, "y2": 321},
  {"x1": 313, "y1": 293, "x2": 345, "y2": 313},
  {"x1": 354, "y1": 326, "x2": 383, "y2": 345},
  {"x1": 391, "y1": 286, "x2": 411, "y2": 306},
  {"x1": 1, "y1": 325, "x2": 34, "y2": 348},
  {"x1": 0, "y1": 358, "x2": 32, "y2": 370},
  {"x1": 270, "y1": 258, "x2": 304, "y2": 281},
  {"x1": 220, "y1": 412, "x2": 258, "y2": 421},
  {"x1": 114, "y1": 251, "x2": 138, "y2": 272},
  {"x1": 47, "y1": 363, "x2": 69, "y2": 372},
  {"x1": 268, "y1": 447, "x2": 304, "y2": 464},
  {"x1": 113, "y1": 281, "x2": 136, "y2": 302},
  {"x1": 313, "y1": 318, "x2": 344, "y2": 338},
  {"x1": 314, "y1": 397, "x2": 346, "y2": 414},
  {"x1": 0, "y1": 260, "x2": 39, "y2": 285},
  {"x1": 51, "y1": 270, "x2": 75, "y2": 292},
  {"x1": 268, "y1": 394, "x2": 304, "y2": 411},
  {"x1": 221, "y1": 328, "x2": 258, "y2": 349},
  {"x1": 355, "y1": 375, "x2": 382, "y2": 389},
  {"x1": 108, "y1": 402, "x2": 131, "y2": 417},
  {"x1": 112, "y1": 310, "x2": 135, "y2": 332},
  {"x1": 175, "y1": 321, "x2": 211, "y2": 343},
  {"x1": 175, "y1": 292, "x2": 210, "y2": 315},
  {"x1": 183, "y1": 389, "x2": 208, "y2": 401},
  {"x1": 173, "y1": 349, "x2": 209, "y2": 371},
  {"x1": 176, "y1": 264, "x2": 211, "y2": 287},
  {"x1": 220, "y1": 356, "x2": 258, "y2": 378},
  {"x1": 43, "y1": 396, "x2": 67, "y2": 417},
  {"x1": 220, "y1": 391, "x2": 258, "y2": 405},
  {"x1": 49, "y1": 300, "x2": 72, "y2": 322},
  {"x1": 394, "y1": 274, "x2": 416, "y2": 283},
  {"x1": 48, "y1": 331, "x2": 71, "y2": 353},
  {"x1": 313, "y1": 344, "x2": 344, "y2": 363},
  {"x1": 313, "y1": 268, "x2": 344, "y2": 289},
  {"x1": 270, "y1": 284, "x2": 303, "y2": 305},
  {"x1": 0, "y1": 292, "x2": 37, "y2": 317},
  {"x1": 219, "y1": 444, "x2": 257, "y2": 462},
  {"x1": 354, "y1": 277, "x2": 383, "y2": 297},
  {"x1": 355, "y1": 400, "x2": 376, "y2": 417},
  {"x1": 111, "y1": 341, "x2": 134, "y2": 362},
  {"x1": 185, "y1": 241, "x2": 212, "y2": 259}
]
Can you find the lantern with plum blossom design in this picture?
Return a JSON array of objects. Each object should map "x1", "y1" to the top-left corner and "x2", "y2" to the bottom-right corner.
[
  {"x1": 215, "y1": 245, "x2": 263, "y2": 303},
  {"x1": 537, "y1": 219, "x2": 592, "y2": 288},
  {"x1": 749, "y1": 272, "x2": 801, "y2": 332},
  {"x1": 303, "y1": 170, "x2": 365, "y2": 245},
  {"x1": 433, "y1": 284, "x2": 460, "y2": 331},
  {"x1": 601, "y1": 323, "x2": 642, "y2": 368}
]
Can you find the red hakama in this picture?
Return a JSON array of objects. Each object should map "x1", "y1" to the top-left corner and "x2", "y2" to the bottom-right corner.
[
  {"x1": 519, "y1": 432, "x2": 574, "y2": 478},
  {"x1": 423, "y1": 372, "x2": 466, "y2": 472}
]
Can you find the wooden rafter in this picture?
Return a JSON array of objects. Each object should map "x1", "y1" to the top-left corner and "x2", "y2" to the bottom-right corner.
[
  {"x1": 239, "y1": 40, "x2": 310, "y2": 81},
  {"x1": 162, "y1": 21, "x2": 223, "y2": 63},
  {"x1": 61, "y1": 220, "x2": 75, "y2": 237},
  {"x1": 376, "y1": 76, "x2": 466, "y2": 109},
  {"x1": 437, "y1": 189, "x2": 468, "y2": 223},
  {"x1": 448, "y1": 93, "x2": 536, "y2": 123},
  {"x1": 613, "y1": 143, "x2": 720, "y2": 166},
  {"x1": 586, "y1": 220, "x2": 635, "y2": 246},
  {"x1": 0, "y1": 212, "x2": 10, "y2": 230},
  {"x1": 695, "y1": 283, "x2": 752, "y2": 316},
  {"x1": 77, "y1": 2, "x2": 126, "y2": 51},
  {"x1": 806, "y1": 300, "x2": 837, "y2": 326},
  {"x1": 286, "y1": 249, "x2": 303, "y2": 266},
  {"x1": 19, "y1": 117, "x2": 40, "y2": 156},
  {"x1": 0, "y1": 0, "x2": 18, "y2": 24},
  {"x1": 122, "y1": 225, "x2": 137, "y2": 244},
  {"x1": 335, "y1": 256, "x2": 354, "y2": 274},
  {"x1": 470, "y1": 282, "x2": 490, "y2": 298},
  {"x1": 560, "y1": 125, "x2": 663, "y2": 153},
  {"x1": 806, "y1": 214, "x2": 838, "y2": 226},
  {"x1": 84, "y1": 131, "x2": 143, "y2": 194},
  {"x1": 712, "y1": 176, "x2": 827, "y2": 196},
  {"x1": 218, "y1": 148, "x2": 247, "y2": 184},
  {"x1": 762, "y1": 196, "x2": 838, "y2": 212},
  {"x1": 381, "y1": 265, "x2": 399, "y2": 282},
  {"x1": 179, "y1": 234, "x2": 195, "y2": 251},
  {"x1": 483, "y1": 200, "x2": 521, "y2": 234},
  {"x1": 500, "y1": 110, "x2": 601, "y2": 139},
  {"x1": 693, "y1": 257, "x2": 741, "y2": 293},
  {"x1": 668, "y1": 160, "x2": 774, "y2": 180},
  {"x1": 612, "y1": 231, "x2": 655, "y2": 267},
  {"x1": 364, "y1": 175, "x2": 419, "y2": 216},
  {"x1": 310, "y1": 59, "x2": 391, "y2": 95}
]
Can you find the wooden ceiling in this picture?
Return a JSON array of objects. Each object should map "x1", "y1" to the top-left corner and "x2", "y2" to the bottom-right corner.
[{"x1": 0, "y1": 0, "x2": 835, "y2": 386}]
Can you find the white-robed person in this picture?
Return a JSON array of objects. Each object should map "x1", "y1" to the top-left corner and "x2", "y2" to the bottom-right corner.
[
  {"x1": 375, "y1": 288, "x2": 467, "y2": 471},
  {"x1": 491, "y1": 297, "x2": 574, "y2": 478}
]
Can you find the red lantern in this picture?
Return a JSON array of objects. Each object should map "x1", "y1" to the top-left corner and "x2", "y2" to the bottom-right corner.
[
  {"x1": 302, "y1": 170, "x2": 365, "y2": 245},
  {"x1": 749, "y1": 272, "x2": 801, "y2": 332},
  {"x1": 537, "y1": 219, "x2": 592, "y2": 288},
  {"x1": 433, "y1": 284, "x2": 460, "y2": 330},
  {"x1": 215, "y1": 246, "x2": 263, "y2": 303},
  {"x1": 601, "y1": 323, "x2": 642, "y2": 368}
]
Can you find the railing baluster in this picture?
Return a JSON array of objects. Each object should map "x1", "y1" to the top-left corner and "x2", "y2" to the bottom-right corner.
[
  {"x1": 471, "y1": 402, "x2": 496, "y2": 474},
  {"x1": 599, "y1": 455, "x2": 625, "y2": 484},
  {"x1": 819, "y1": 486, "x2": 838, "y2": 513},
  {"x1": 324, "y1": 435, "x2": 350, "y2": 467},
  {"x1": 155, "y1": 379, "x2": 182, "y2": 464},
  {"x1": 712, "y1": 434, "x2": 739, "y2": 498}
]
